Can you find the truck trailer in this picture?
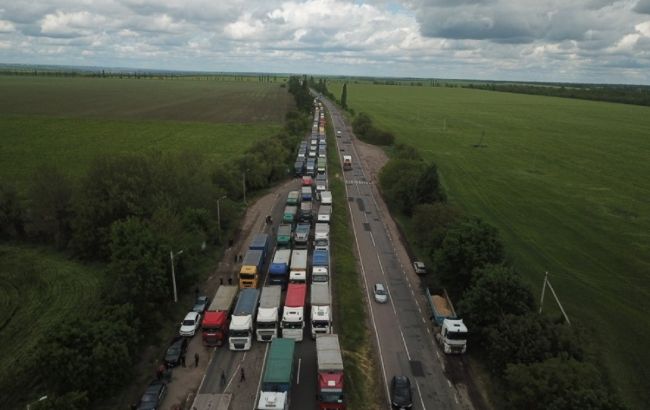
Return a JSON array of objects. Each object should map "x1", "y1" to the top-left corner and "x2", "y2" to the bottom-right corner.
[
  {"x1": 229, "y1": 288, "x2": 260, "y2": 351},
  {"x1": 201, "y1": 285, "x2": 238, "y2": 347},
  {"x1": 257, "y1": 338, "x2": 296, "y2": 410},
  {"x1": 281, "y1": 283, "x2": 307, "y2": 342},
  {"x1": 426, "y1": 288, "x2": 468, "y2": 354},
  {"x1": 310, "y1": 282, "x2": 331, "y2": 338},
  {"x1": 293, "y1": 223, "x2": 311, "y2": 250},
  {"x1": 256, "y1": 286, "x2": 282, "y2": 342},
  {"x1": 316, "y1": 334, "x2": 345, "y2": 409},
  {"x1": 269, "y1": 249, "x2": 291, "y2": 287},
  {"x1": 289, "y1": 250, "x2": 308, "y2": 283},
  {"x1": 276, "y1": 224, "x2": 292, "y2": 248},
  {"x1": 239, "y1": 249, "x2": 264, "y2": 289}
]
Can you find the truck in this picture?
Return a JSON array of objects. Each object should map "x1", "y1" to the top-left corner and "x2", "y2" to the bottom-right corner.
[
  {"x1": 316, "y1": 334, "x2": 345, "y2": 409},
  {"x1": 301, "y1": 186, "x2": 313, "y2": 202},
  {"x1": 319, "y1": 191, "x2": 332, "y2": 206},
  {"x1": 283, "y1": 205, "x2": 297, "y2": 224},
  {"x1": 312, "y1": 249, "x2": 329, "y2": 269},
  {"x1": 289, "y1": 249, "x2": 308, "y2": 283},
  {"x1": 299, "y1": 201, "x2": 313, "y2": 223},
  {"x1": 201, "y1": 285, "x2": 238, "y2": 347},
  {"x1": 250, "y1": 233, "x2": 270, "y2": 263},
  {"x1": 256, "y1": 286, "x2": 282, "y2": 342},
  {"x1": 286, "y1": 191, "x2": 300, "y2": 206},
  {"x1": 314, "y1": 223, "x2": 330, "y2": 251},
  {"x1": 239, "y1": 249, "x2": 264, "y2": 289},
  {"x1": 310, "y1": 282, "x2": 331, "y2": 338},
  {"x1": 318, "y1": 205, "x2": 332, "y2": 224},
  {"x1": 293, "y1": 160, "x2": 304, "y2": 177},
  {"x1": 229, "y1": 288, "x2": 260, "y2": 351},
  {"x1": 269, "y1": 249, "x2": 291, "y2": 287},
  {"x1": 342, "y1": 155, "x2": 352, "y2": 170},
  {"x1": 293, "y1": 223, "x2": 311, "y2": 250},
  {"x1": 315, "y1": 174, "x2": 328, "y2": 193},
  {"x1": 281, "y1": 283, "x2": 307, "y2": 341},
  {"x1": 312, "y1": 266, "x2": 329, "y2": 283},
  {"x1": 426, "y1": 288, "x2": 468, "y2": 354},
  {"x1": 257, "y1": 338, "x2": 296, "y2": 410},
  {"x1": 276, "y1": 224, "x2": 292, "y2": 248}
]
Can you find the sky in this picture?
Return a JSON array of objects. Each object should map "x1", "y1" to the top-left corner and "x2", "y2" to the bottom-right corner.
[{"x1": 1, "y1": 0, "x2": 650, "y2": 84}]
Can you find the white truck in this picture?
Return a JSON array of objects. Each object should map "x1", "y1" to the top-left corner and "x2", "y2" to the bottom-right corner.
[
  {"x1": 320, "y1": 191, "x2": 332, "y2": 205},
  {"x1": 317, "y1": 205, "x2": 332, "y2": 224},
  {"x1": 289, "y1": 249, "x2": 308, "y2": 283},
  {"x1": 314, "y1": 223, "x2": 330, "y2": 251},
  {"x1": 229, "y1": 288, "x2": 260, "y2": 351},
  {"x1": 310, "y1": 282, "x2": 331, "y2": 338},
  {"x1": 256, "y1": 286, "x2": 282, "y2": 342}
]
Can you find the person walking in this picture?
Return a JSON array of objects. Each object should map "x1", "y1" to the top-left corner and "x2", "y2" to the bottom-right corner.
[
  {"x1": 220, "y1": 371, "x2": 227, "y2": 387},
  {"x1": 181, "y1": 354, "x2": 186, "y2": 368},
  {"x1": 194, "y1": 352, "x2": 200, "y2": 367},
  {"x1": 239, "y1": 367, "x2": 246, "y2": 382}
]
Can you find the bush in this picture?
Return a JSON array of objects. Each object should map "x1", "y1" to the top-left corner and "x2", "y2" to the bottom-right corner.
[{"x1": 412, "y1": 203, "x2": 461, "y2": 252}]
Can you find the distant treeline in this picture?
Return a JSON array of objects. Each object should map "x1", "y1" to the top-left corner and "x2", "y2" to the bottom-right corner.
[{"x1": 464, "y1": 82, "x2": 650, "y2": 107}]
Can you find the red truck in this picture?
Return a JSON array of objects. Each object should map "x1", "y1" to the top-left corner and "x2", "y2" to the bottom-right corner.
[
  {"x1": 201, "y1": 285, "x2": 238, "y2": 347},
  {"x1": 316, "y1": 334, "x2": 345, "y2": 409}
]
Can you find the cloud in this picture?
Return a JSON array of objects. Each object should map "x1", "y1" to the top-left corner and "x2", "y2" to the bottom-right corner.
[{"x1": 0, "y1": 20, "x2": 16, "y2": 33}]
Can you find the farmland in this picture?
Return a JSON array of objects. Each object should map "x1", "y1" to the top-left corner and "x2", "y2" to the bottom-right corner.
[
  {"x1": 0, "y1": 76, "x2": 293, "y2": 407},
  {"x1": 331, "y1": 82, "x2": 650, "y2": 408},
  {"x1": 0, "y1": 76, "x2": 292, "y2": 187}
]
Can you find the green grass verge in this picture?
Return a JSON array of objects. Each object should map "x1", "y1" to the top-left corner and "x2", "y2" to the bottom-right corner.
[
  {"x1": 0, "y1": 244, "x2": 104, "y2": 407},
  {"x1": 328, "y1": 82, "x2": 650, "y2": 409},
  {"x1": 326, "y1": 112, "x2": 381, "y2": 410},
  {"x1": 0, "y1": 116, "x2": 281, "y2": 188}
]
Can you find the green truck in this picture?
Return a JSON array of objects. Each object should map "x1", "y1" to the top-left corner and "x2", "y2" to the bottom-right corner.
[
  {"x1": 257, "y1": 338, "x2": 295, "y2": 410},
  {"x1": 283, "y1": 206, "x2": 297, "y2": 224},
  {"x1": 276, "y1": 224, "x2": 292, "y2": 248},
  {"x1": 286, "y1": 190, "x2": 300, "y2": 206}
]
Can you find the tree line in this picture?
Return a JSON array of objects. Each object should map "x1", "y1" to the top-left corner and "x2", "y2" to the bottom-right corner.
[
  {"x1": 0, "y1": 83, "x2": 309, "y2": 409},
  {"x1": 355, "y1": 109, "x2": 627, "y2": 409},
  {"x1": 464, "y1": 82, "x2": 650, "y2": 107}
]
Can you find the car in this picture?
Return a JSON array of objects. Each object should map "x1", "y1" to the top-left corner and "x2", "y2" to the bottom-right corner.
[
  {"x1": 373, "y1": 283, "x2": 388, "y2": 303},
  {"x1": 179, "y1": 311, "x2": 201, "y2": 337},
  {"x1": 192, "y1": 295, "x2": 210, "y2": 313},
  {"x1": 390, "y1": 375, "x2": 413, "y2": 409},
  {"x1": 137, "y1": 379, "x2": 167, "y2": 410},
  {"x1": 337, "y1": 130, "x2": 342, "y2": 137},
  {"x1": 164, "y1": 336, "x2": 188, "y2": 368},
  {"x1": 413, "y1": 261, "x2": 427, "y2": 275}
]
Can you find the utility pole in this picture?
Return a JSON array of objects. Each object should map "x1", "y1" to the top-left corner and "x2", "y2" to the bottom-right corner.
[
  {"x1": 170, "y1": 249, "x2": 183, "y2": 303},
  {"x1": 539, "y1": 271, "x2": 571, "y2": 325}
]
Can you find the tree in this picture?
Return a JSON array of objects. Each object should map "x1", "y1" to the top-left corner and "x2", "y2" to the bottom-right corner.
[
  {"x1": 0, "y1": 183, "x2": 25, "y2": 238},
  {"x1": 503, "y1": 357, "x2": 626, "y2": 410},
  {"x1": 341, "y1": 82, "x2": 348, "y2": 108},
  {"x1": 393, "y1": 143, "x2": 422, "y2": 160},
  {"x1": 378, "y1": 159, "x2": 427, "y2": 215},
  {"x1": 433, "y1": 218, "x2": 505, "y2": 297},
  {"x1": 458, "y1": 264, "x2": 534, "y2": 334},
  {"x1": 352, "y1": 112, "x2": 373, "y2": 137},
  {"x1": 108, "y1": 217, "x2": 168, "y2": 311},
  {"x1": 412, "y1": 203, "x2": 461, "y2": 252},
  {"x1": 485, "y1": 313, "x2": 585, "y2": 374},
  {"x1": 26, "y1": 165, "x2": 74, "y2": 248},
  {"x1": 414, "y1": 162, "x2": 446, "y2": 204}
]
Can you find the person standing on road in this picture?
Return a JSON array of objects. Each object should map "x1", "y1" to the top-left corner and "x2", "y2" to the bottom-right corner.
[
  {"x1": 239, "y1": 367, "x2": 246, "y2": 382},
  {"x1": 221, "y1": 371, "x2": 227, "y2": 387},
  {"x1": 194, "y1": 352, "x2": 199, "y2": 367},
  {"x1": 181, "y1": 354, "x2": 186, "y2": 368}
]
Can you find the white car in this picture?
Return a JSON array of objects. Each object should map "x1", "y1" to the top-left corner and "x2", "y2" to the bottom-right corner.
[
  {"x1": 179, "y1": 311, "x2": 201, "y2": 337},
  {"x1": 413, "y1": 261, "x2": 427, "y2": 275},
  {"x1": 373, "y1": 283, "x2": 388, "y2": 303}
]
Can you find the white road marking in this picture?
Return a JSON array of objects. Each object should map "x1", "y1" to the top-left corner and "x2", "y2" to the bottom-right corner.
[
  {"x1": 375, "y1": 253, "x2": 410, "y2": 360},
  {"x1": 369, "y1": 232, "x2": 376, "y2": 247},
  {"x1": 297, "y1": 357, "x2": 302, "y2": 385},
  {"x1": 415, "y1": 380, "x2": 428, "y2": 410},
  {"x1": 251, "y1": 347, "x2": 268, "y2": 410}
]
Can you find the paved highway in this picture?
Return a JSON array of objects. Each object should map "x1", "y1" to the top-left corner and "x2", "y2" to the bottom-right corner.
[{"x1": 322, "y1": 96, "x2": 471, "y2": 410}]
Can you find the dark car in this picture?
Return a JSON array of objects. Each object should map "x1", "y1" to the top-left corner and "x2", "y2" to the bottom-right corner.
[
  {"x1": 390, "y1": 375, "x2": 413, "y2": 409},
  {"x1": 164, "y1": 336, "x2": 188, "y2": 368},
  {"x1": 137, "y1": 379, "x2": 167, "y2": 410},
  {"x1": 192, "y1": 295, "x2": 209, "y2": 313}
]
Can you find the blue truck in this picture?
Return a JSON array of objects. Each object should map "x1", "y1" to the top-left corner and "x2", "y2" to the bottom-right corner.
[
  {"x1": 249, "y1": 233, "x2": 270, "y2": 263},
  {"x1": 312, "y1": 249, "x2": 329, "y2": 268},
  {"x1": 269, "y1": 249, "x2": 292, "y2": 287}
]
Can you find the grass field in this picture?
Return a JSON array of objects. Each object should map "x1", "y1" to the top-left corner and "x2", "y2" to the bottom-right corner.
[
  {"x1": 0, "y1": 76, "x2": 293, "y2": 406},
  {"x1": 0, "y1": 76, "x2": 292, "y2": 187},
  {"x1": 330, "y1": 83, "x2": 650, "y2": 408},
  {"x1": 0, "y1": 244, "x2": 104, "y2": 405}
]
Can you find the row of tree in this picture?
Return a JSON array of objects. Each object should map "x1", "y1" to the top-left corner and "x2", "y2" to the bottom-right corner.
[
  {"x1": 465, "y1": 82, "x2": 650, "y2": 107},
  {"x1": 352, "y1": 112, "x2": 395, "y2": 145},
  {"x1": 1, "y1": 83, "x2": 310, "y2": 409},
  {"x1": 358, "y1": 109, "x2": 625, "y2": 409}
]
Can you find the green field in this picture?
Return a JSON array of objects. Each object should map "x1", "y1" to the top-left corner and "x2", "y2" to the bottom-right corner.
[
  {"x1": 331, "y1": 83, "x2": 650, "y2": 408},
  {"x1": 0, "y1": 76, "x2": 292, "y2": 187},
  {"x1": 0, "y1": 244, "x2": 104, "y2": 405},
  {"x1": 0, "y1": 76, "x2": 293, "y2": 406}
]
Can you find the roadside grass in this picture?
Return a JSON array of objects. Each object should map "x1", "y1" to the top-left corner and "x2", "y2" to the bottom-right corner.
[
  {"x1": 328, "y1": 82, "x2": 650, "y2": 408},
  {"x1": 0, "y1": 116, "x2": 280, "y2": 188},
  {"x1": 326, "y1": 114, "x2": 382, "y2": 410},
  {"x1": 0, "y1": 244, "x2": 104, "y2": 407}
]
